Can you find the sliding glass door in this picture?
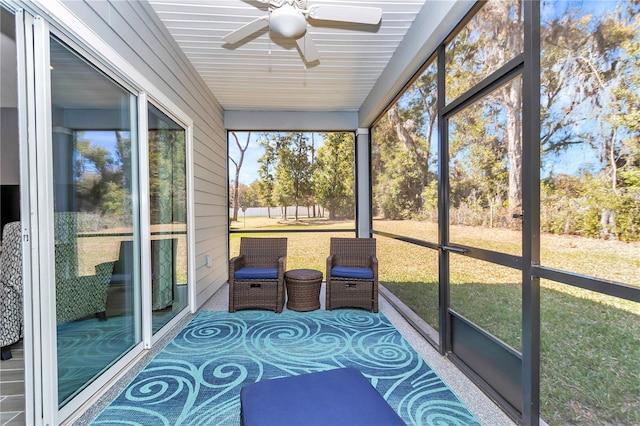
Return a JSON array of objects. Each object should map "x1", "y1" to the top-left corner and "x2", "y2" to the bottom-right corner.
[
  {"x1": 0, "y1": 5, "x2": 27, "y2": 424},
  {"x1": 7, "y1": 5, "x2": 193, "y2": 421},
  {"x1": 49, "y1": 36, "x2": 141, "y2": 406},
  {"x1": 148, "y1": 104, "x2": 188, "y2": 333}
]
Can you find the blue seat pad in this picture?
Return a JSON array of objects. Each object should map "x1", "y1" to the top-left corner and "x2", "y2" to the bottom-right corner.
[
  {"x1": 331, "y1": 266, "x2": 374, "y2": 279},
  {"x1": 241, "y1": 367, "x2": 405, "y2": 426},
  {"x1": 234, "y1": 267, "x2": 278, "y2": 280}
]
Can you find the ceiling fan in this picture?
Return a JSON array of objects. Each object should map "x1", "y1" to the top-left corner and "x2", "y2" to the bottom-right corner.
[{"x1": 222, "y1": 0, "x2": 383, "y2": 63}]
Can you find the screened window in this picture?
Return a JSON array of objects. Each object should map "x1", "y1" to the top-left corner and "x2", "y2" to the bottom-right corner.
[
  {"x1": 371, "y1": 59, "x2": 438, "y2": 243},
  {"x1": 228, "y1": 131, "x2": 355, "y2": 230},
  {"x1": 228, "y1": 131, "x2": 356, "y2": 270}
]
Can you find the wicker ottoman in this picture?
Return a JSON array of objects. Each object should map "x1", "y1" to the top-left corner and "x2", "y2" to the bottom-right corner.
[
  {"x1": 285, "y1": 269, "x2": 323, "y2": 312},
  {"x1": 240, "y1": 367, "x2": 406, "y2": 426}
]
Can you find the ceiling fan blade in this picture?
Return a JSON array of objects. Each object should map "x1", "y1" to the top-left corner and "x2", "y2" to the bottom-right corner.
[
  {"x1": 307, "y1": 5, "x2": 382, "y2": 25},
  {"x1": 296, "y1": 33, "x2": 319, "y2": 62},
  {"x1": 222, "y1": 16, "x2": 269, "y2": 44}
]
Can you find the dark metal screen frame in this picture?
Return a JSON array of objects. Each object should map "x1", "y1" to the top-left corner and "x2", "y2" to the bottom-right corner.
[
  {"x1": 439, "y1": 15, "x2": 527, "y2": 422},
  {"x1": 370, "y1": 2, "x2": 640, "y2": 425},
  {"x1": 521, "y1": 2, "x2": 542, "y2": 424},
  {"x1": 220, "y1": 2, "x2": 640, "y2": 425}
]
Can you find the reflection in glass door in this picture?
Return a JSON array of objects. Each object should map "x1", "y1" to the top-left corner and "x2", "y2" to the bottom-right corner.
[
  {"x1": 49, "y1": 37, "x2": 141, "y2": 406},
  {"x1": 148, "y1": 104, "x2": 188, "y2": 333}
]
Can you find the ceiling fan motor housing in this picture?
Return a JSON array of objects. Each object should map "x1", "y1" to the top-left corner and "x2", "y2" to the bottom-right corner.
[{"x1": 269, "y1": 4, "x2": 307, "y2": 38}]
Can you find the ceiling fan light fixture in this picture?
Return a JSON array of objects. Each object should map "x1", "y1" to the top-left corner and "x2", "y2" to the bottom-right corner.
[{"x1": 269, "y1": 4, "x2": 307, "y2": 39}]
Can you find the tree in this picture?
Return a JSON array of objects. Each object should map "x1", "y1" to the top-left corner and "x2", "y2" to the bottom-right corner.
[
  {"x1": 448, "y1": 90, "x2": 511, "y2": 227},
  {"x1": 272, "y1": 132, "x2": 313, "y2": 220},
  {"x1": 229, "y1": 131, "x2": 250, "y2": 221},
  {"x1": 447, "y1": 0, "x2": 524, "y2": 227},
  {"x1": 372, "y1": 59, "x2": 437, "y2": 220},
  {"x1": 257, "y1": 133, "x2": 278, "y2": 218},
  {"x1": 75, "y1": 132, "x2": 124, "y2": 218},
  {"x1": 148, "y1": 126, "x2": 186, "y2": 226},
  {"x1": 238, "y1": 184, "x2": 259, "y2": 209},
  {"x1": 541, "y1": 2, "x2": 640, "y2": 239},
  {"x1": 236, "y1": 183, "x2": 259, "y2": 226},
  {"x1": 314, "y1": 133, "x2": 354, "y2": 219},
  {"x1": 309, "y1": 133, "x2": 317, "y2": 218}
]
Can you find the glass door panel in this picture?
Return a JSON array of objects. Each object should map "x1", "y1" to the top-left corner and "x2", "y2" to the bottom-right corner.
[
  {"x1": 148, "y1": 104, "x2": 188, "y2": 334},
  {"x1": 449, "y1": 255, "x2": 522, "y2": 351},
  {"x1": 446, "y1": 74, "x2": 524, "y2": 415},
  {"x1": 445, "y1": 2, "x2": 523, "y2": 104},
  {"x1": 448, "y1": 76, "x2": 523, "y2": 256},
  {"x1": 50, "y1": 37, "x2": 140, "y2": 406}
]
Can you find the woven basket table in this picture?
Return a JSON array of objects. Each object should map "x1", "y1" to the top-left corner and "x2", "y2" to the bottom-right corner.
[{"x1": 285, "y1": 269, "x2": 323, "y2": 312}]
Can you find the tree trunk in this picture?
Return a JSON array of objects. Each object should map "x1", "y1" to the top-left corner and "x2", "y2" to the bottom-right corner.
[
  {"x1": 609, "y1": 128, "x2": 618, "y2": 191},
  {"x1": 229, "y1": 132, "x2": 250, "y2": 221},
  {"x1": 232, "y1": 176, "x2": 240, "y2": 222},
  {"x1": 600, "y1": 208, "x2": 617, "y2": 240},
  {"x1": 504, "y1": 78, "x2": 523, "y2": 227},
  {"x1": 388, "y1": 104, "x2": 414, "y2": 152},
  {"x1": 494, "y1": 0, "x2": 523, "y2": 228}
]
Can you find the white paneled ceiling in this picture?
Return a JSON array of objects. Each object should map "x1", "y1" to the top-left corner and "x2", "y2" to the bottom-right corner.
[{"x1": 148, "y1": 0, "x2": 427, "y2": 112}]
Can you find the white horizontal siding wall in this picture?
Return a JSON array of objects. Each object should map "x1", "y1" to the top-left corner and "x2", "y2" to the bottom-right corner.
[{"x1": 60, "y1": 0, "x2": 229, "y2": 306}]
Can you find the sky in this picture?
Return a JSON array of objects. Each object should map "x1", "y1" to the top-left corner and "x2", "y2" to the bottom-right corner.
[
  {"x1": 228, "y1": 124, "x2": 607, "y2": 187},
  {"x1": 228, "y1": 132, "x2": 328, "y2": 185},
  {"x1": 80, "y1": 131, "x2": 118, "y2": 151},
  {"x1": 228, "y1": 132, "x2": 266, "y2": 185},
  {"x1": 541, "y1": 0, "x2": 617, "y2": 22},
  {"x1": 76, "y1": 131, "x2": 122, "y2": 172}
]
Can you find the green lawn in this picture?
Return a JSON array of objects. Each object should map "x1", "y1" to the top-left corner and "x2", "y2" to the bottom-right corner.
[
  {"x1": 231, "y1": 217, "x2": 640, "y2": 426},
  {"x1": 76, "y1": 225, "x2": 188, "y2": 284}
]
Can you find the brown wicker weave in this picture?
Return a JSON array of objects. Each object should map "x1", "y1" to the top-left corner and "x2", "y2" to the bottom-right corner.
[
  {"x1": 229, "y1": 237, "x2": 287, "y2": 313},
  {"x1": 326, "y1": 237, "x2": 378, "y2": 313},
  {"x1": 285, "y1": 269, "x2": 323, "y2": 312}
]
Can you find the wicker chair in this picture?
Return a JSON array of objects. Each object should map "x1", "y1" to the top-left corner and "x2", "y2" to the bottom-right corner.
[
  {"x1": 229, "y1": 237, "x2": 287, "y2": 313},
  {"x1": 326, "y1": 237, "x2": 378, "y2": 313}
]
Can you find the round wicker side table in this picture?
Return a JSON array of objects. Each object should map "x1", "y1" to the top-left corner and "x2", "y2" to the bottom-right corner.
[{"x1": 285, "y1": 269, "x2": 323, "y2": 312}]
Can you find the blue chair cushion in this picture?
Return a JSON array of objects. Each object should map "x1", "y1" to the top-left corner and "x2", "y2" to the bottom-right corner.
[
  {"x1": 234, "y1": 267, "x2": 278, "y2": 280},
  {"x1": 240, "y1": 367, "x2": 405, "y2": 426},
  {"x1": 331, "y1": 266, "x2": 374, "y2": 279}
]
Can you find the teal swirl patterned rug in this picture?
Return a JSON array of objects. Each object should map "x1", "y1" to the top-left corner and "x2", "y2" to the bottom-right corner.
[
  {"x1": 57, "y1": 312, "x2": 181, "y2": 404},
  {"x1": 91, "y1": 310, "x2": 480, "y2": 425}
]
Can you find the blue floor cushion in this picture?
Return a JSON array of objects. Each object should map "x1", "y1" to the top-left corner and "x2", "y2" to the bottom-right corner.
[
  {"x1": 234, "y1": 267, "x2": 278, "y2": 280},
  {"x1": 331, "y1": 266, "x2": 374, "y2": 279},
  {"x1": 241, "y1": 367, "x2": 405, "y2": 426}
]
